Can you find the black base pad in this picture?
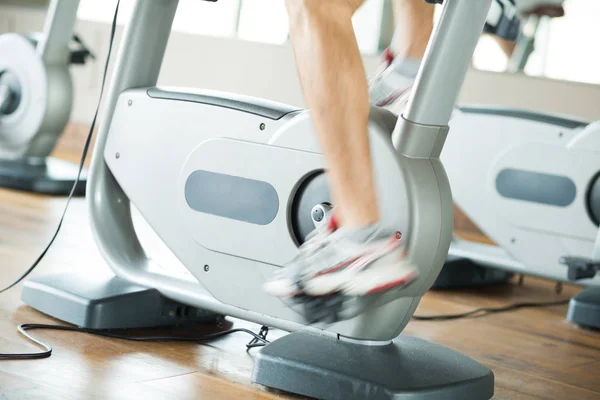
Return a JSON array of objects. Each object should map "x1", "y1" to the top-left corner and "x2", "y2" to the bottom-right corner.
[
  {"x1": 0, "y1": 157, "x2": 86, "y2": 196},
  {"x1": 21, "y1": 273, "x2": 219, "y2": 329},
  {"x1": 432, "y1": 256, "x2": 514, "y2": 289},
  {"x1": 253, "y1": 331, "x2": 494, "y2": 400},
  {"x1": 567, "y1": 287, "x2": 600, "y2": 330}
]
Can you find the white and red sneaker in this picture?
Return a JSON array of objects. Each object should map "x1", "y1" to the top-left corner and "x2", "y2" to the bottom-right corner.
[
  {"x1": 369, "y1": 48, "x2": 418, "y2": 109},
  {"x1": 263, "y1": 221, "x2": 418, "y2": 299}
]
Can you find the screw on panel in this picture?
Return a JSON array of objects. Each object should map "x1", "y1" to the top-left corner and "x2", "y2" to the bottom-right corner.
[
  {"x1": 511, "y1": 238, "x2": 516, "y2": 244},
  {"x1": 204, "y1": 265, "x2": 210, "y2": 272},
  {"x1": 259, "y1": 123, "x2": 266, "y2": 131},
  {"x1": 558, "y1": 132, "x2": 563, "y2": 138},
  {"x1": 115, "y1": 152, "x2": 120, "y2": 159},
  {"x1": 128, "y1": 99, "x2": 133, "y2": 106}
]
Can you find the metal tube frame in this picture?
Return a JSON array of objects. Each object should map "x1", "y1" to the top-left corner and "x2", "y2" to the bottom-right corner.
[
  {"x1": 399, "y1": 0, "x2": 492, "y2": 128},
  {"x1": 38, "y1": 0, "x2": 81, "y2": 64},
  {"x1": 507, "y1": 15, "x2": 541, "y2": 73},
  {"x1": 87, "y1": 0, "x2": 492, "y2": 331},
  {"x1": 593, "y1": 229, "x2": 600, "y2": 262}
]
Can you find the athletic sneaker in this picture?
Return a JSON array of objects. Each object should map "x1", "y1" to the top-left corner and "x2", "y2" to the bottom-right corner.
[
  {"x1": 369, "y1": 48, "x2": 419, "y2": 108},
  {"x1": 263, "y1": 219, "x2": 418, "y2": 299}
]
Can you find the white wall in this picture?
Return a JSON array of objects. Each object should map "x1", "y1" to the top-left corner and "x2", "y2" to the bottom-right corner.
[{"x1": 2, "y1": 3, "x2": 600, "y2": 125}]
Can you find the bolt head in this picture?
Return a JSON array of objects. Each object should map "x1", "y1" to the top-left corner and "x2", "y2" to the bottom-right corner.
[{"x1": 312, "y1": 207, "x2": 324, "y2": 222}]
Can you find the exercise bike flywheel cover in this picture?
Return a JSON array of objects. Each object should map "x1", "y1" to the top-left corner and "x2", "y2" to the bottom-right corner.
[{"x1": 0, "y1": 33, "x2": 48, "y2": 155}]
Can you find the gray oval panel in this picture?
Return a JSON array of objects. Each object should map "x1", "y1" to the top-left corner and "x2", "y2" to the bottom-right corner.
[
  {"x1": 185, "y1": 170, "x2": 279, "y2": 225},
  {"x1": 496, "y1": 168, "x2": 576, "y2": 207}
]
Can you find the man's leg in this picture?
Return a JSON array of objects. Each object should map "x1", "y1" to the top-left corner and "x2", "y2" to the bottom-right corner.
[
  {"x1": 495, "y1": 37, "x2": 517, "y2": 58},
  {"x1": 371, "y1": 0, "x2": 532, "y2": 109},
  {"x1": 390, "y1": 0, "x2": 434, "y2": 60},
  {"x1": 264, "y1": 0, "x2": 418, "y2": 302},
  {"x1": 285, "y1": 0, "x2": 377, "y2": 228}
]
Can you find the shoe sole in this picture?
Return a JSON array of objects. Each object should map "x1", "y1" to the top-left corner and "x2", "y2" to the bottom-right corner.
[{"x1": 303, "y1": 262, "x2": 419, "y2": 297}]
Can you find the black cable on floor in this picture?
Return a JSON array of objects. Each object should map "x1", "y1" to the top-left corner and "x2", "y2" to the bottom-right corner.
[
  {"x1": 0, "y1": 0, "x2": 120, "y2": 296},
  {"x1": 412, "y1": 298, "x2": 570, "y2": 321},
  {"x1": 246, "y1": 325, "x2": 270, "y2": 349},
  {"x1": 0, "y1": 323, "x2": 270, "y2": 361}
]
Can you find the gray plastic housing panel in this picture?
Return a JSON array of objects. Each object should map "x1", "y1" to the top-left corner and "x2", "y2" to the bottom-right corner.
[
  {"x1": 184, "y1": 169, "x2": 279, "y2": 225},
  {"x1": 495, "y1": 168, "x2": 577, "y2": 207}
]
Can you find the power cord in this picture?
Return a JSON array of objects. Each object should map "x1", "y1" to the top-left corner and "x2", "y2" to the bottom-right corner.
[
  {"x1": 246, "y1": 325, "x2": 270, "y2": 349},
  {"x1": 0, "y1": 1, "x2": 119, "y2": 296},
  {"x1": 2, "y1": 296, "x2": 571, "y2": 361},
  {"x1": 0, "y1": 323, "x2": 271, "y2": 361},
  {"x1": 412, "y1": 298, "x2": 570, "y2": 321},
  {"x1": 413, "y1": 279, "x2": 571, "y2": 321}
]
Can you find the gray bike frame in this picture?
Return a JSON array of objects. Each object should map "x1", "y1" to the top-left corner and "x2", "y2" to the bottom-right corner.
[
  {"x1": 87, "y1": 0, "x2": 492, "y2": 332},
  {"x1": 39, "y1": 0, "x2": 80, "y2": 65}
]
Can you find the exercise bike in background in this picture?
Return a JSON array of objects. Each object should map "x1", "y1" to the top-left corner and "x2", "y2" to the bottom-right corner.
[
  {"x1": 0, "y1": 0, "x2": 92, "y2": 196},
  {"x1": 438, "y1": 2, "x2": 600, "y2": 329}
]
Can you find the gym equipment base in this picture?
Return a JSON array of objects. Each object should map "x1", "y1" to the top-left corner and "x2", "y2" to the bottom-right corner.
[
  {"x1": 21, "y1": 273, "x2": 219, "y2": 329},
  {"x1": 0, "y1": 157, "x2": 86, "y2": 196},
  {"x1": 567, "y1": 287, "x2": 600, "y2": 330},
  {"x1": 432, "y1": 256, "x2": 514, "y2": 289},
  {"x1": 253, "y1": 331, "x2": 494, "y2": 400}
]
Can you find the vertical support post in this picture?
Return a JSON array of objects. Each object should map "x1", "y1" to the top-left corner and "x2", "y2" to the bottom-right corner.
[
  {"x1": 592, "y1": 228, "x2": 600, "y2": 262},
  {"x1": 400, "y1": 0, "x2": 492, "y2": 127},
  {"x1": 376, "y1": 0, "x2": 395, "y2": 53},
  {"x1": 38, "y1": 0, "x2": 81, "y2": 64},
  {"x1": 507, "y1": 15, "x2": 541, "y2": 73},
  {"x1": 87, "y1": 0, "x2": 179, "y2": 282}
]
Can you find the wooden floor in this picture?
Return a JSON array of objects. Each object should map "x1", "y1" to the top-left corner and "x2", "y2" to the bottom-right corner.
[{"x1": 0, "y1": 136, "x2": 599, "y2": 400}]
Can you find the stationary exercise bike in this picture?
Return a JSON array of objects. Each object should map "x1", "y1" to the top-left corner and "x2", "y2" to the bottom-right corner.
[
  {"x1": 442, "y1": 105, "x2": 600, "y2": 327},
  {"x1": 0, "y1": 0, "x2": 91, "y2": 196},
  {"x1": 438, "y1": 7, "x2": 600, "y2": 328},
  {"x1": 21, "y1": 0, "x2": 496, "y2": 399}
]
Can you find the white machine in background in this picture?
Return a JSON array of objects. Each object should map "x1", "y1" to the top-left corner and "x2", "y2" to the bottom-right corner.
[
  {"x1": 434, "y1": 0, "x2": 600, "y2": 329},
  {"x1": 442, "y1": 106, "x2": 600, "y2": 329},
  {"x1": 443, "y1": 107, "x2": 600, "y2": 286},
  {"x1": 0, "y1": 0, "x2": 91, "y2": 195}
]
